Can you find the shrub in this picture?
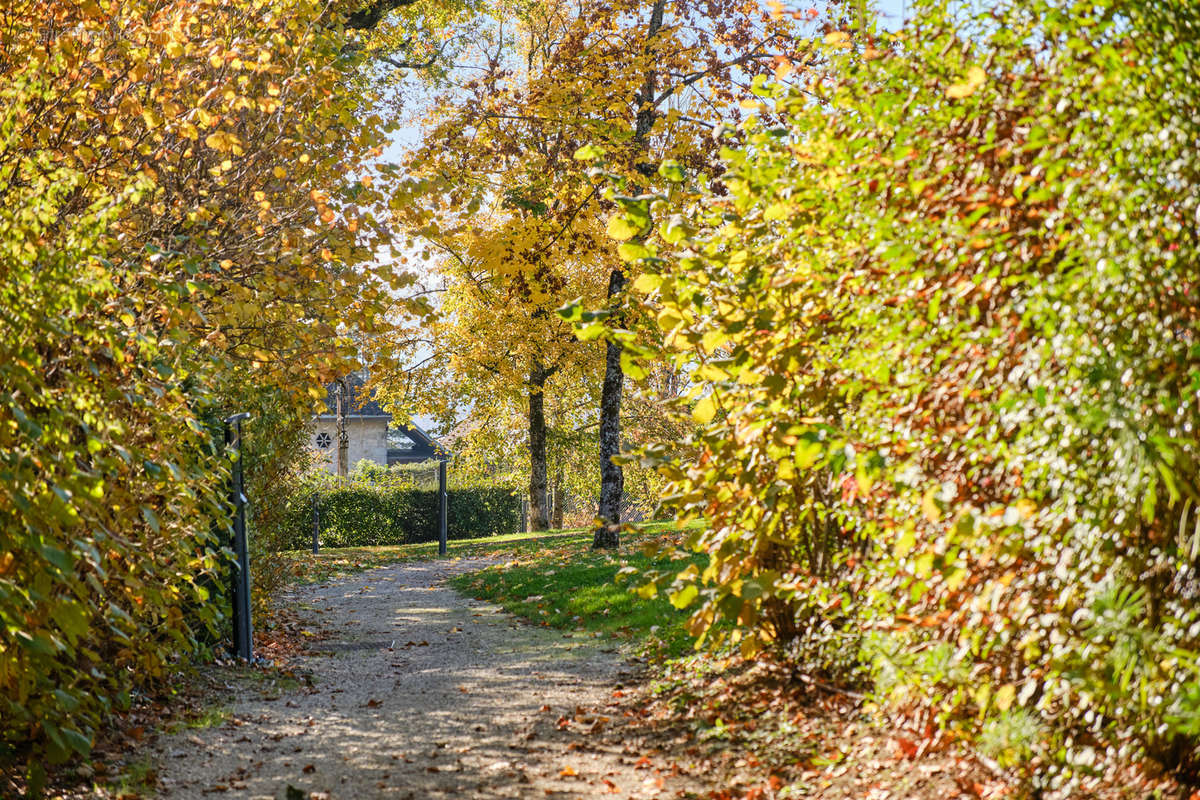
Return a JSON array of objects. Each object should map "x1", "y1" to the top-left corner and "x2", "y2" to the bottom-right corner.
[
  {"x1": 0, "y1": 0, "x2": 405, "y2": 779},
  {"x1": 618, "y1": 0, "x2": 1200, "y2": 791},
  {"x1": 280, "y1": 475, "x2": 520, "y2": 550}
]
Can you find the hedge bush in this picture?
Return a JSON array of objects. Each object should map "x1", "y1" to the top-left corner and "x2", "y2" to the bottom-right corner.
[
  {"x1": 619, "y1": 0, "x2": 1200, "y2": 791},
  {"x1": 281, "y1": 481, "x2": 520, "y2": 550}
]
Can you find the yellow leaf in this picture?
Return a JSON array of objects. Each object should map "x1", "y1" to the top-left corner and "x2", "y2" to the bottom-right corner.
[
  {"x1": 994, "y1": 683, "x2": 1016, "y2": 712},
  {"x1": 631, "y1": 273, "x2": 662, "y2": 293},
  {"x1": 921, "y1": 486, "x2": 941, "y2": 522},
  {"x1": 273, "y1": 166, "x2": 286, "y2": 179},
  {"x1": 606, "y1": 214, "x2": 644, "y2": 241},
  {"x1": 692, "y1": 393, "x2": 719, "y2": 424},
  {"x1": 824, "y1": 30, "x2": 850, "y2": 45},
  {"x1": 700, "y1": 329, "x2": 728, "y2": 353},
  {"x1": 946, "y1": 65, "x2": 987, "y2": 99},
  {"x1": 763, "y1": 202, "x2": 790, "y2": 221},
  {"x1": 656, "y1": 308, "x2": 683, "y2": 332}
]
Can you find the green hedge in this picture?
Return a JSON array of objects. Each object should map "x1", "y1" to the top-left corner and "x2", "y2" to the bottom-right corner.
[{"x1": 281, "y1": 484, "x2": 520, "y2": 549}]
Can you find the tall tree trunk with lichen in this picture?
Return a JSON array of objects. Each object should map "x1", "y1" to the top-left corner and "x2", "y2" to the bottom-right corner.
[
  {"x1": 335, "y1": 377, "x2": 349, "y2": 479},
  {"x1": 593, "y1": 0, "x2": 666, "y2": 549},
  {"x1": 528, "y1": 365, "x2": 553, "y2": 531}
]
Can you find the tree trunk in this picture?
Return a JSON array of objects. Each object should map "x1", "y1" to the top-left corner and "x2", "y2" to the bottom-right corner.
[
  {"x1": 527, "y1": 366, "x2": 551, "y2": 531},
  {"x1": 593, "y1": 0, "x2": 666, "y2": 550},
  {"x1": 335, "y1": 377, "x2": 349, "y2": 479},
  {"x1": 593, "y1": 271, "x2": 626, "y2": 549}
]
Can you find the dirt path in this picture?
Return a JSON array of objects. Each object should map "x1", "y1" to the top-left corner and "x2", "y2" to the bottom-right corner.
[{"x1": 149, "y1": 559, "x2": 707, "y2": 800}]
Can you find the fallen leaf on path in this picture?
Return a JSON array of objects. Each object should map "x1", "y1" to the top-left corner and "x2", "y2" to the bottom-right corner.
[
  {"x1": 302, "y1": 764, "x2": 315, "y2": 774},
  {"x1": 894, "y1": 736, "x2": 918, "y2": 759},
  {"x1": 560, "y1": 766, "x2": 578, "y2": 777},
  {"x1": 366, "y1": 698, "x2": 382, "y2": 708}
]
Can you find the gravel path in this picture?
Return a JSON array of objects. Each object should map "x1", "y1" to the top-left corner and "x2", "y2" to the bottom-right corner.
[{"x1": 149, "y1": 559, "x2": 707, "y2": 799}]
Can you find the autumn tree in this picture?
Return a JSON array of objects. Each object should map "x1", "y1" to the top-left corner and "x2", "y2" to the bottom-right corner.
[
  {"x1": 391, "y1": 0, "x2": 805, "y2": 545},
  {"x1": 385, "y1": 214, "x2": 610, "y2": 530}
]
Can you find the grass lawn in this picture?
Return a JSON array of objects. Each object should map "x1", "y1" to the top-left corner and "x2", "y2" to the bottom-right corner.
[
  {"x1": 280, "y1": 520, "x2": 706, "y2": 656},
  {"x1": 448, "y1": 521, "x2": 706, "y2": 656}
]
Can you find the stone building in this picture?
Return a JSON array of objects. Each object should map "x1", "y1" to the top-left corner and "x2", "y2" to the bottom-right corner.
[{"x1": 310, "y1": 375, "x2": 441, "y2": 473}]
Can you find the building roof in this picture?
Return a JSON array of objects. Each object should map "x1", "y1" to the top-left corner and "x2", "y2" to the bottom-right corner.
[
  {"x1": 316, "y1": 374, "x2": 451, "y2": 459},
  {"x1": 317, "y1": 374, "x2": 390, "y2": 418}
]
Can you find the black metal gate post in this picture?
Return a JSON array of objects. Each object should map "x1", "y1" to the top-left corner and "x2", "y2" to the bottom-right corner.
[
  {"x1": 311, "y1": 493, "x2": 320, "y2": 555},
  {"x1": 225, "y1": 413, "x2": 253, "y2": 661},
  {"x1": 438, "y1": 458, "x2": 448, "y2": 557}
]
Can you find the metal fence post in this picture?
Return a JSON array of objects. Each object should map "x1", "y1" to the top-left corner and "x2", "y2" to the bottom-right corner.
[
  {"x1": 438, "y1": 458, "x2": 448, "y2": 557},
  {"x1": 225, "y1": 413, "x2": 253, "y2": 661},
  {"x1": 311, "y1": 492, "x2": 320, "y2": 555}
]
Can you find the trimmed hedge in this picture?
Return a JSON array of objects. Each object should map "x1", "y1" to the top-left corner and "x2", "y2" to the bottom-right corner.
[{"x1": 281, "y1": 484, "x2": 520, "y2": 549}]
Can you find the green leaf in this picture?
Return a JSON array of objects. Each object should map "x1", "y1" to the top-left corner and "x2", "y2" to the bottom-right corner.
[
  {"x1": 556, "y1": 298, "x2": 584, "y2": 322},
  {"x1": 618, "y1": 242, "x2": 653, "y2": 262},
  {"x1": 573, "y1": 144, "x2": 606, "y2": 161},
  {"x1": 657, "y1": 159, "x2": 686, "y2": 182},
  {"x1": 620, "y1": 349, "x2": 647, "y2": 380},
  {"x1": 576, "y1": 322, "x2": 607, "y2": 341}
]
